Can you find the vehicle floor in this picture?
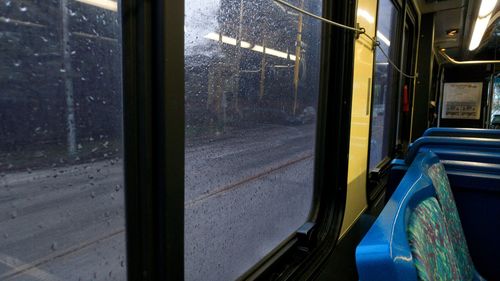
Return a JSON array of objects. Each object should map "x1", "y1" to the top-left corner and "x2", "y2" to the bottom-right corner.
[{"x1": 316, "y1": 214, "x2": 376, "y2": 281}]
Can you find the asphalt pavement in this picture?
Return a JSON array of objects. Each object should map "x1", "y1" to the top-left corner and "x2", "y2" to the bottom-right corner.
[{"x1": 0, "y1": 123, "x2": 316, "y2": 281}]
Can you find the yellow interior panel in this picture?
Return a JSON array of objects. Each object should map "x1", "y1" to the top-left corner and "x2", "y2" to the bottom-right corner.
[{"x1": 339, "y1": 0, "x2": 377, "y2": 238}]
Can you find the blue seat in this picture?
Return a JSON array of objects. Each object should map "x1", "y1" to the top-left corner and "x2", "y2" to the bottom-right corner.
[
  {"x1": 356, "y1": 152, "x2": 484, "y2": 280},
  {"x1": 405, "y1": 136, "x2": 500, "y2": 165},
  {"x1": 386, "y1": 136, "x2": 500, "y2": 201},
  {"x1": 423, "y1": 127, "x2": 500, "y2": 139}
]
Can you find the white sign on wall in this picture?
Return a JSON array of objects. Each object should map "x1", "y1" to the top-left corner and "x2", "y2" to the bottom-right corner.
[{"x1": 441, "y1": 82, "x2": 483, "y2": 120}]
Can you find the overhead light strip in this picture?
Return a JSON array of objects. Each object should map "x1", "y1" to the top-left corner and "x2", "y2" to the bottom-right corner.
[
  {"x1": 469, "y1": 0, "x2": 497, "y2": 51},
  {"x1": 376, "y1": 31, "x2": 391, "y2": 47},
  {"x1": 75, "y1": 0, "x2": 117, "y2": 12},
  {"x1": 204, "y1": 32, "x2": 296, "y2": 61}
]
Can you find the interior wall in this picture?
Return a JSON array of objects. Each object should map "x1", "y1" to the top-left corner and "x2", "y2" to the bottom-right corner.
[
  {"x1": 340, "y1": 0, "x2": 377, "y2": 238},
  {"x1": 439, "y1": 64, "x2": 490, "y2": 128}
]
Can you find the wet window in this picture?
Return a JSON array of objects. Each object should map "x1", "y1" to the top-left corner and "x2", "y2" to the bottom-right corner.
[
  {"x1": 369, "y1": 0, "x2": 398, "y2": 169},
  {"x1": 184, "y1": 0, "x2": 322, "y2": 280},
  {"x1": 491, "y1": 77, "x2": 500, "y2": 128},
  {"x1": 0, "y1": 0, "x2": 125, "y2": 280}
]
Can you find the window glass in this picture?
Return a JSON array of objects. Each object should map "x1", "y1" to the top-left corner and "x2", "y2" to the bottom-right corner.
[
  {"x1": 369, "y1": 0, "x2": 398, "y2": 169},
  {"x1": 0, "y1": 1, "x2": 125, "y2": 280},
  {"x1": 491, "y1": 77, "x2": 500, "y2": 128},
  {"x1": 185, "y1": 0, "x2": 322, "y2": 280}
]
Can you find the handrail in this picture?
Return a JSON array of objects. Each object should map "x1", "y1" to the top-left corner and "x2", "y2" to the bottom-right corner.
[{"x1": 438, "y1": 49, "x2": 500, "y2": 65}]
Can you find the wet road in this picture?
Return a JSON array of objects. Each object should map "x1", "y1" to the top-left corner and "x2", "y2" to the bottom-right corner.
[{"x1": 0, "y1": 124, "x2": 315, "y2": 281}]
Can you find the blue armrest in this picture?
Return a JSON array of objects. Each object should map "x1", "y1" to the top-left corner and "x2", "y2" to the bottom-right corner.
[{"x1": 356, "y1": 153, "x2": 437, "y2": 281}]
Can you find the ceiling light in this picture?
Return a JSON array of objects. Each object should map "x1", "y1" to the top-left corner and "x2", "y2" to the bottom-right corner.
[
  {"x1": 75, "y1": 0, "x2": 117, "y2": 12},
  {"x1": 204, "y1": 33, "x2": 295, "y2": 61},
  {"x1": 220, "y1": 36, "x2": 237, "y2": 46},
  {"x1": 469, "y1": 0, "x2": 497, "y2": 50},
  {"x1": 240, "y1": 41, "x2": 252, "y2": 49},
  {"x1": 264, "y1": 48, "x2": 289, "y2": 59},
  {"x1": 469, "y1": 16, "x2": 492, "y2": 50},
  {"x1": 204, "y1": 32, "x2": 220, "y2": 41},
  {"x1": 478, "y1": 0, "x2": 498, "y2": 17},
  {"x1": 376, "y1": 31, "x2": 391, "y2": 47},
  {"x1": 446, "y1": 29, "x2": 458, "y2": 36},
  {"x1": 252, "y1": 45, "x2": 265, "y2": 53}
]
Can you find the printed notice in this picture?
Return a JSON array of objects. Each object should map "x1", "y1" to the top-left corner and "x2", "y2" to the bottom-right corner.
[{"x1": 442, "y1": 82, "x2": 483, "y2": 119}]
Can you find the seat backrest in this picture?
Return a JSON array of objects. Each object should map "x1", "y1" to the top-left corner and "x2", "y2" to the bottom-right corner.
[
  {"x1": 405, "y1": 136, "x2": 500, "y2": 165},
  {"x1": 423, "y1": 127, "x2": 500, "y2": 139},
  {"x1": 408, "y1": 160, "x2": 476, "y2": 280},
  {"x1": 356, "y1": 152, "x2": 479, "y2": 281},
  {"x1": 407, "y1": 197, "x2": 462, "y2": 280}
]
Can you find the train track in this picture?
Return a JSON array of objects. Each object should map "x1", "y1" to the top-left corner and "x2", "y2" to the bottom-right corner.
[
  {"x1": 0, "y1": 229, "x2": 125, "y2": 280},
  {"x1": 184, "y1": 152, "x2": 314, "y2": 208}
]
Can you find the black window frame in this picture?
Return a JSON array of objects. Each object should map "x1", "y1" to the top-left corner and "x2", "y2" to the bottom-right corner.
[
  {"x1": 122, "y1": 0, "x2": 184, "y2": 279},
  {"x1": 367, "y1": 0, "x2": 403, "y2": 174},
  {"x1": 367, "y1": 0, "x2": 420, "y2": 173},
  {"x1": 367, "y1": 0, "x2": 421, "y2": 209},
  {"x1": 366, "y1": 0, "x2": 405, "y2": 207},
  {"x1": 396, "y1": 3, "x2": 419, "y2": 147},
  {"x1": 121, "y1": 0, "x2": 355, "y2": 279}
]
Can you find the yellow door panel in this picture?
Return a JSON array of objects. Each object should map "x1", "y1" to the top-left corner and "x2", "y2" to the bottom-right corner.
[{"x1": 340, "y1": 0, "x2": 377, "y2": 238}]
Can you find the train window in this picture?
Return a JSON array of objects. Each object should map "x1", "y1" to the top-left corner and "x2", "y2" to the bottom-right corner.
[
  {"x1": 369, "y1": 0, "x2": 399, "y2": 169},
  {"x1": 491, "y1": 77, "x2": 500, "y2": 128},
  {"x1": 0, "y1": 0, "x2": 125, "y2": 280},
  {"x1": 184, "y1": 0, "x2": 322, "y2": 279}
]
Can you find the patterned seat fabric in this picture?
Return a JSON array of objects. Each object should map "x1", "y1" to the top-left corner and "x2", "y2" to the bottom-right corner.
[
  {"x1": 428, "y1": 163, "x2": 475, "y2": 280},
  {"x1": 408, "y1": 162, "x2": 477, "y2": 281},
  {"x1": 408, "y1": 197, "x2": 462, "y2": 280}
]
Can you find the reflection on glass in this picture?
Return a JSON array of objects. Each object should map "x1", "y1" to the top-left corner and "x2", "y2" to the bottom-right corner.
[
  {"x1": 369, "y1": 0, "x2": 398, "y2": 169},
  {"x1": 491, "y1": 78, "x2": 500, "y2": 128},
  {"x1": 0, "y1": 1, "x2": 125, "y2": 280},
  {"x1": 185, "y1": 0, "x2": 322, "y2": 280}
]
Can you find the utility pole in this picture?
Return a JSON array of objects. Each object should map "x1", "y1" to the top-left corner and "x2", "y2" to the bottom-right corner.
[
  {"x1": 60, "y1": 0, "x2": 77, "y2": 156},
  {"x1": 233, "y1": 0, "x2": 245, "y2": 118},
  {"x1": 292, "y1": 0, "x2": 304, "y2": 116},
  {"x1": 259, "y1": 38, "x2": 266, "y2": 100}
]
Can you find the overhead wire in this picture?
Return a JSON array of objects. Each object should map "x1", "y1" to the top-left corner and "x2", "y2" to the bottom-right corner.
[
  {"x1": 273, "y1": 0, "x2": 363, "y2": 33},
  {"x1": 374, "y1": 40, "x2": 418, "y2": 79},
  {"x1": 273, "y1": 0, "x2": 418, "y2": 79}
]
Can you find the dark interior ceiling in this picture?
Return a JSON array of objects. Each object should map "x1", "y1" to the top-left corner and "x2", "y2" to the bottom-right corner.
[{"x1": 415, "y1": 0, "x2": 500, "y2": 60}]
